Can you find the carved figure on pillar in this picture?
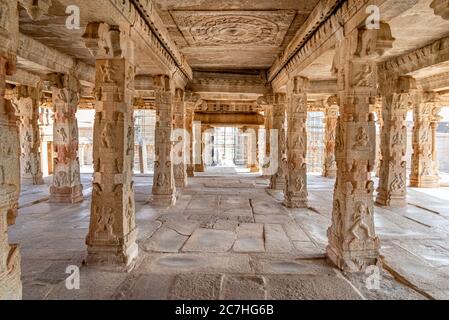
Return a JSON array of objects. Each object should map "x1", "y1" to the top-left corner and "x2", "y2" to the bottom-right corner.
[
  {"x1": 327, "y1": 22, "x2": 395, "y2": 272},
  {"x1": 151, "y1": 75, "x2": 177, "y2": 207},
  {"x1": 83, "y1": 22, "x2": 138, "y2": 270},
  {"x1": 284, "y1": 76, "x2": 308, "y2": 208}
]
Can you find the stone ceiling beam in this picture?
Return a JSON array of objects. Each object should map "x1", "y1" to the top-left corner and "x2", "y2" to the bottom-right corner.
[
  {"x1": 17, "y1": 33, "x2": 95, "y2": 85},
  {"x1": 380, "y1": 34, "x2": 449, "y2": 77},
  {"x1": 194, "y1": 112, "x2": 264, "y2": 126},
  {"x1": 418, "y1": 71, "x2": 449, "y2": 92}
]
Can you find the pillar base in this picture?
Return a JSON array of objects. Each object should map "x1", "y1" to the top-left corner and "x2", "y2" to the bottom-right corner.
[
  {"x1": 150, "y1": 194, "x2": 176, "y2": 207},
  {"x1": 186, "y1": 165, "x2": 195, "y2": 177},
  {"x1": 326, "y1": 230, "x2": 380, "y2": 273},
  {"x1": 410, "y1": 176, "x2": 440, "y2": 188},
  {"x1": 269, "y1": 177, "x2": 286, "y2": 191},
  {"x1": 175, "y1": 179, "x2": 187, "y2": 188},
  {"x1": 283, "y1": 198, "x2": 308, "y2": 209},
  {"x1": 85, "y1": 240, "x2": 138, "y2": 273},
  {"x1": 49, "y1": 185, "x2": 84, "y2": 204},
  {"x1": 194, "y1": 164, "x2": 205, "y2": 172},
  {"x1": 249, "y1": 165, "x2": 260, "y2": 173},
  {"x1": 0, "y1": 245, "x2": 22, "y2": 300},
  {"x1": 375, "y1": 192, "x2": 407, "y2": 207}
]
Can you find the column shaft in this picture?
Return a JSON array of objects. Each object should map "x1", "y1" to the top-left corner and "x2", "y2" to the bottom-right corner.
[
  {"x1": 376, "y1": 76, "x2": 414, "y2": 207},
  {"x1": 410, "y1": 92, "x2": 440, "y2": 188},
  {"x1": 151, "y1": 75, "x2": 176, "y2": 207},
  {"x1": 270, "y1": 93, "x2": 287, "y2": 190},
  {"x1": 13, "y1": 86, "x2": 44, "y2": 185},
  {"x1": 173, "y1": 88, "x2": 187, "y2": 188},
  {"x1": 0, "y1": 53, "x2": 22, "y2": 299},
  {"x1": 323, "y1": 96, "x2": 339, "y2": 178},
  {"x1": 49, "y1": 74, "x2": 83, "y2": 203},
  {"x1": 284, "y1": 77, "x2": 308, "y2": 208}
]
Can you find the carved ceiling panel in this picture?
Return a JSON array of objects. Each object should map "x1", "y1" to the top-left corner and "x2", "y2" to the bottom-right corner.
[{"x1": 171, "y1": 11, "x2": 296, "y2": 47}]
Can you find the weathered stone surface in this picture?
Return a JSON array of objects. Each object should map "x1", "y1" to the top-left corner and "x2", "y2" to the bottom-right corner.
[
  {"x1": 266, "y1": 275, "x2": 363, "y2": 300},
  {"x1": 264, "y1": 224, "x2": 294, "y2": 253},
  {"x1": 233, "y1": 223, "x2": 264, "y2": 253},
  {"x1": 169, "y1": 274, "x2": 222, "y2": 300},
  {"x1": 220, "y1": 275, "x2": 266, "y2": 300},
  {"x1": 142, "y1": 227, "x2": 188, "y2": 253},
  {"x1": 183, "y1": 228, "x2": 235, "y2": 253}
]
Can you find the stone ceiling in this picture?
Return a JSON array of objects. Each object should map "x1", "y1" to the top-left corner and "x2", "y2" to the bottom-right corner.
[{"x1": 153, "y1": 0, "x2": 320, "y2": 71}]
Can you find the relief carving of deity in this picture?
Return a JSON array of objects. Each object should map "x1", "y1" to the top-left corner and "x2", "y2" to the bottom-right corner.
[
  {"x1": 101, "y1": 123, "x2": 115, "y2": 149},
  {"x1": 353, "y1": 127, "x2": 369, "y2": 150},
  {"x1": 350, "y1": 202, "x2": 373, "y2": 241},
  {"x1": 96, "y1": 207, "x2": 116, "y2": 239}
]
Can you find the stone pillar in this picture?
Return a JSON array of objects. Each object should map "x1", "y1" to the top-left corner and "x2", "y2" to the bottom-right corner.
[
  {"x1": 184, "y1": 92, "x2": 197, "y2": 177},
  {"x1": 283, "y1": 77, "x2": 308, "y2": 208},
  {"x1": 48, "y1": 73, "x2": 83, "y2": 203},
  {"x1": 263, "y1": 103, "x2": 273, "y2": 174},
  {"x1": 12, "y1": 85, "x2": 44, "y2": 185},
  {"x1": 373, "y1": 98, "x2": 383, "y2": 177},
  {"x1": 195, "y1": 124, "x2": 209, "y2": 172},
  {"x1": 323, "y1": 95, "x2": 339, "y2": 178},
  {"x1": 173, "y1": 88, "x2": 187, "y2": 188},
  {"x1": 270, "y1": 93, "x2": 287, "y2": 190},
  {"x1": 192, "y1": 121, "x2": 203, "y2": 172},
  {"x1": 376, "y1": 76, "x2": 415, "y2": 207},
  {"x1": 410, "y1": 92, "x2": 441, "y2": 188},
  {"x1": 151, "y1": 75, "x2": 176, "y2": 207},
  {"x1": 0, "y1": 54, "x2": 22, "y2": 299},
  {"x1": 245, "y1": 126, "x2": 259, "y2": 172},
  {"x1": 83, "y1": 22, "x2": 138, "y2": 270},
  {"x1": 326, "y1": 23, "x2": 394, "y2": 272}
]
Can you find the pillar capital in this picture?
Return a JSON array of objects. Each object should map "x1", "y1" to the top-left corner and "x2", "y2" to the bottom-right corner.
[{"x1": 83, "y1": 22, "x2": 133, "y2": 61}]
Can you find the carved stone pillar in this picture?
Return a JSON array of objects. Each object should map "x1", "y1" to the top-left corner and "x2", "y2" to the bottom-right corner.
[
  {"x1": 184, "y1": 92, "x2": 197, "y2": 177},
  {"x1": 284, "y1": 77, "x2": 308, "y2": 208},
  {"x1": 12, "y1": 85, "x2": 44, "y2": 185},
  {"x1": 373, "y1": 98, "x2": 383, "y2": 177},
  {"x1": 0, "y1": 56, "x2": 22, "y2": 299},
  {"x1": 327, "y1": 23, "x2": 394, "y2": 272},
  {"x1": 376, "y1": 76, "x2": 415, "y2": 207},
  {"x1": 323, "y1": 95, "x2": 339, "y2": 178},
  {"x1": 83, "y1": 22, "x2": 138, "y2": 270},
  {"x1": 264, "y1": 103, "x2": 273, "y2": 173},
  {"x1": 195, "y1": 124, "x2": 209, "y2": 172},
  {"x1": 431, "y1": 0, "x2": 449, "y2": 20},
  {"x1": 48, "y1": 73, "x2": 83, "y2": 203},
  {"x1": 269, "y1": 93, "x2": 287, "y2": 190},
  {"x1": 173, "y1": 88, "x2": 187, "y2": 188},
  {"x1": 410, "y1": 92, "x2": 441, "y2": 188},
  {"x1": 151, "y1": 75, "x2": 176, "y2": 207}
]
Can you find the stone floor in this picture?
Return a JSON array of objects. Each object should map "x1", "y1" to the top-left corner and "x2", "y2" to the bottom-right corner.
[{"x1": 8, "y1": 167, "x2": 449, "y2": 300}]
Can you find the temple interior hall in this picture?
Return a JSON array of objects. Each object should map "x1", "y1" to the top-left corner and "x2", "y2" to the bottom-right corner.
[{"x1": 2, "y1": 0, "x2": 449, "y2": 300}]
